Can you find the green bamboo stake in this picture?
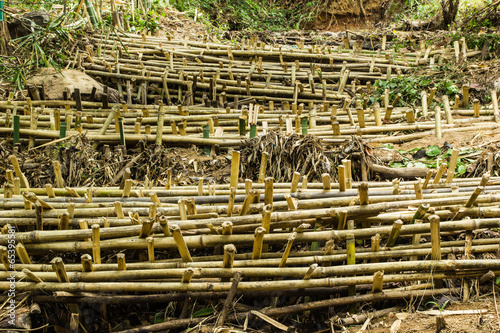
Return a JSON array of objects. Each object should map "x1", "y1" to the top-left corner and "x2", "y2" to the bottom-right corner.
[
  {"x1": 59, "y1": 122, "x2": 67, "y2": 139},
  {"x1": 301, "y1": 116, "x2": 308, "y2": 135},
  {"x1": 347, "y1": 233, "x2": 356, "y2": 314},
  {"x1": 203, "y1": 125, "x2": 210, "y2": 156},
  {"x1": 118, "y1": 118, "x2": 125, "y2": 146},
  {"x1": 249, "y1": 124, "x2": 257, "y2": 138}
]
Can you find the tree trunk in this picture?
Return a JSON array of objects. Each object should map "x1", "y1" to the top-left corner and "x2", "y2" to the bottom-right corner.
[
  {"x1": 440, "y1": 0, "x2": 460, "y2": 28},
  {"x1": 0, "y1": 21, "x2": 10, "y2": 55}
]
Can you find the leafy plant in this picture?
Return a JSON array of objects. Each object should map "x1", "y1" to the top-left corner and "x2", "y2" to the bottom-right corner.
[
  {"x1": 172, "y1": 0, "x2": 321, "y2": 32},
  {"x1": 2, "y1": 10, "x2": 76, "y2": 91},
  {"x1": 426, "y1": 299, "x2": 450, "y2": 313}
]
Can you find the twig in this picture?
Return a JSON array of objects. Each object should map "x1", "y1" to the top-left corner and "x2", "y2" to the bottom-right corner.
[
  {"x1": 216, "y1": 271, "x2": 242, "y2": 327},
  {"x1": 493, "y1": 279, "x2": 500, "y2": 330}
]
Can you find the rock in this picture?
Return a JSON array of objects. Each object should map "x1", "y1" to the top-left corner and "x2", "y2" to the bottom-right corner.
[
  {"x1": 27, "y1": 67, "x2": 120, "y2": 102},
  {"x1": 8, "y1": 10, "x2": 50, "y2": 39}
]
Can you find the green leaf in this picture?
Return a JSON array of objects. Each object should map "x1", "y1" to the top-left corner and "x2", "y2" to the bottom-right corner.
[
  {"x1": 456, "y1": 164, "x2": 467, "y2": 175},
  {"x1": 192, "y1": 307, "x2": 214, "y2": 318},
  {"x1": 390, "y1": 162, "x2": 405, "y2": 168},
  {"x1": 442, "y1": 149, "x2": 453, "y2": 158},
  {"x1": 425, "y1": 145, "x2": 441, "y2": 157},
  {"x1": 153, "y1": 312, "x2": 164, "y2": 323},
  {"x1": 409, "y1": 147, "x2": 424, "y2": 153}
]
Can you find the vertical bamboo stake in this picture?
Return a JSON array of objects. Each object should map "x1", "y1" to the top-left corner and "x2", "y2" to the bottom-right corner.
[
  {"x1": 52, "y1": 257, "x2": 69, "y2": 282},
  {"x1": 139, "y1": 218, "x2": 153, "y2": 238},
  {"x1": 170, "y1": 224, "x2": 193, "y2": 262},
  {"x1": 480, "y1": 171, "x2": 490, "y2": 187},
  {"x1": 386, "y1": 220, "x2": 403, "y2": 247},
  {"x1": 257, "y1": 152, "x2": 269, "y2": 184},
  {"x1": 181, "y1": 268, "x2": 194, "y2": 283},
  {"x1": 244, "y1": 179, "x2": 252, "y2": 195},
  {"x1": 434, "y1": 106, "x2": 442, "y2": 139},
  {"x1": 165, "y1": 169, "x2": 172, "y2": 190},
  {"x1": 421, "y1": 91, "x2": 428, "y2": 117},
  {"x1": 252, "y1": 227, "x2": 266, "y2": 260},
  {"x1": 473, "y1": 98, "x2": 480, "y2": 118},
  {"x1": 410, "y1": 219, "x2": 423, "y2": 261},
  {"x1": 373, "y1": 105, "x2": 382, "y2": 126},
  {"x1": 227, "y1": 187, "x2": 236, "y2": 217},
  {"x1": 338, "y1": 165, "x2": 346, "y2": 192},
  {"x1": 147, "y1": 237, "x2": 155, "y2": 263},
  {"x1": 422, "y1": 170, "x2": 433, "y2": 189},
  {"x1": 433, "y1": 164, "x2": 447, "y2": 184},
  {"x1": 463, "y1": 230, "x2": 472, "y2": 301},
  {"x1": 22, "y1": 268, "x2": 43, "y2": 283},
  {"x1": 346, "y1": 233, "x2": 356, "y2": 313},
  {"x1": 223, "y1": 244, "x2": 236, "y2": 269},
  {"x1": 429, "y1": 215, "x2": 441, "y2": 260},
  {"x1": 442, "y1": 95, "x2": 453, "y2": 124},
  {"x1": 117, "y1": 253, "x2": 126, "y2": 270},
  {"x1": 59, "y1": 212, "x2": 70, "y2": 230},
  {"x1": 10, "y1": 156, "x2": 29, "y2": 189},
  {"x1": 114, "y1": 201, "x2": 124, "y2": 219},
  {"x1": 371, "y1": 233, "x2": 381, "y2": 263},
  {"x1": 303, "y1": 264, "x2": 318, "y2": 280},
  {"x1": 465, "y1": 186, "x2": 483, "y2": 207},
  {"x1": 492, "y1": 90, "x2": 500, "y2": 122},
  {"x1": 239, "y1": 190, "x2": 257, "y2": 216},
  {"x1": 178, "y1": 199, "x2": 187, "y2": 221},
  {"x1": 411, "y1": 203, "x2": 430, "y2": 224},
  {"x1": 413, "y1": 180, "x2": 423, "y2": 200},
  {"x1": 92, "y1": 224, "x2": 101, "y2": 264},
  {"x1": 221, "y1": 221, "x2": 233, "y2": 236},
  {"x1": 122, "y1": 179, "x2": 133, "y2": 198},
  {"x1": 81, "y1": 254, "x2": 93, "y2": 272},
  {"x1": 321, "y1": 173, "x2": 331, "y2": 191},
  {"x1": 13, "y1": 178, "x2": 20, "y2": 195},
  {"x1": 230, "y1": 151, "x2": 240, "y2": 189},
  {"x1": 342, "y1": 160, "x2": 352, "y2": 189},
  {"x1": 463, "y1": 84, "x2": 469, "y2": 108},
  {"x1": 221, "y1": 244, "x2": 236, "y2": 282},
  {"x1": 15, "y1": 243, "x2": 32, "y2": 264},
  {"x1": 279, "y1": 232, "x2": 296, "y2": 268},
  {"x1": 52, "y1": 161, "x2": 64, "y2": 188},
  {"x1": 264, "y1": 177, "x2": 273, "y2": 206},
  {"x1": 446, "y1": 149, "x2": 460, "y2": 183},
  {"x1": 290, "y1": 171, "x2": 301, "y2": 193},
  {"x1": 372, "y1": 271, "x2": 384, "y2": 293},
  {"x1": 261, "y1": 205, "x2": 272, "y2": 252},
  {"x1": 358, "y1": 182, "x2": 369, "y2": 205},
  {"x1": 356, "y1": 107, "x2": 365, "y2": 128}
]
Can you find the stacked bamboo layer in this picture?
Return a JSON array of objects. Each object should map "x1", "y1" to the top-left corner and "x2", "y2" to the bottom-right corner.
[
  {"x1": 0, "y1": 30, "x2": 496, "y2": 150},
  {"x1": 0, "y1": 159, "x2": 499, "y2": 321}
]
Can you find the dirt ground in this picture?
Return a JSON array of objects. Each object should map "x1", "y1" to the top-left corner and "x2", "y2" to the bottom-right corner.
[{"x1": 346, "y1": 294, "x2": 500, "y2": 332}]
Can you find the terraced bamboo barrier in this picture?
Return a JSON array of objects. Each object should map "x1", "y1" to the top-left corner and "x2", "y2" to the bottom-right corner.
[{"x1": 0, "y1": 31, "x2": 498, "y2": 332}]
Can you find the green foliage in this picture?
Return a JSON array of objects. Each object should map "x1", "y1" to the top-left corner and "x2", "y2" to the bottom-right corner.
[
  {"x1": 393, "y1": 0, "x2": 440, "y2": 22},
  {"x1": 389, "y1": 146, "x2": 475, "y2": 178},
  {"x1": 192, "y1": 307, "x2": 214, "y2": 318},
  {"x1": 1, "y1": 11, "x2": 76, "y2": 91},
  {"x1": 370, "y1": 76, "x2": 459, "y2": 107},
  {"x1": 426, "y1": 300, "x2": 450, "y2": 313},
  {"x1": 454, "y1": 33, "x2": 500, "y2": 59},
  {"x1": 172, "y1": 0, "x2": 321, "y2": 32},
  {"x1": 425, "y1": 145, "x2": 441, "y2": 157}
]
